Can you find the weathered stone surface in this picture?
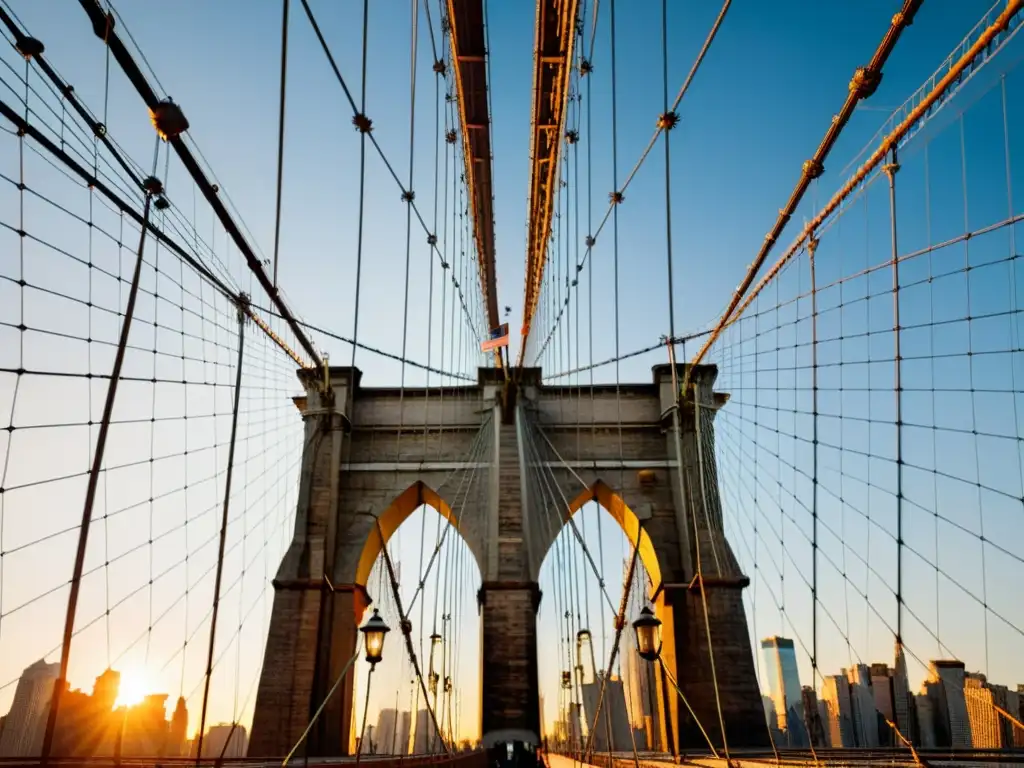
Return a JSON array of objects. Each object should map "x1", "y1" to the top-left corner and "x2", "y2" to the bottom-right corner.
[{"x1": 251, "y1": 364, "x2": 767, "y2": 757}]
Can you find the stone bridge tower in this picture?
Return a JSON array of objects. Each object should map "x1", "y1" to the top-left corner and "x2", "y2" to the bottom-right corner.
[{"x1": 249, "y1": 364, "x2": 768, "y2": 757}]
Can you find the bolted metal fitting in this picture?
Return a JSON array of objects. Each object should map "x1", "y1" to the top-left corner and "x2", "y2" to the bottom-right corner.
[
  {"x1": 149, "y1": 99, "x2": 189, "y2": 141},
  {"x1": 15, "y1": 36, "x2": 44, "y2": 60},
  {"x1": 446, "y1": 129, "x2": 458, "y2": 144},
  {"x1": 154, "y1": 196, "x2": 170, "y2": 211},
  {"x1": 657, "y1": 111, "x2": 679, "y2": 131},
  {"x1": 849, "y1": 66, "x2": 882, "y2": 99},
  {"x1": 802, "y1": 158, "x2": 824, "y2": 180},
  {"x1": 427, "y1": 233, "x2": 438, "y2": 246},
  {"x1": 609, "y1": 190, "x2": 624, "y2": 205},
  {"x1": 402, "y1": 189, "x2": 415, "y2": 203},
  {"x1": 565, "y1": 130, "x2": 579, "y2": 144},
  {"x1": 142, "y1": 176, "x2": 164, "y2": 196}
]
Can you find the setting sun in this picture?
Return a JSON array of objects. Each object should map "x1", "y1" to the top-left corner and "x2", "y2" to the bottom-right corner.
[{"x1": 115, "y1": 666, "x2": 152, "y2": 708}]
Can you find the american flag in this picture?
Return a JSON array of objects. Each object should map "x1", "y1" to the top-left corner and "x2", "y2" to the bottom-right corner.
[{"x1": 481, "y1": 322, "x2": 509, "y2": 352}]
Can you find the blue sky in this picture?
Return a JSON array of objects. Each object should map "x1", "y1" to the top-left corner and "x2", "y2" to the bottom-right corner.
[{"x1": 1, "y1": 0, "x2": 1023, "y2": 749}]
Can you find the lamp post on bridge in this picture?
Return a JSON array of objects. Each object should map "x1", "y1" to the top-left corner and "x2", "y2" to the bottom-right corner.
[{"x1": 356, "y1": 609, "x2": 390, "y2": 766}]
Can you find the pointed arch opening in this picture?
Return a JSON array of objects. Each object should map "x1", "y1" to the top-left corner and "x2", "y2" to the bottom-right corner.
[
  {"x1": 535, "y1": 479, "x2": 670, "y2": 755},
  {"x1": 350, "y1": 480, "x2": 483, "y2": 755}
]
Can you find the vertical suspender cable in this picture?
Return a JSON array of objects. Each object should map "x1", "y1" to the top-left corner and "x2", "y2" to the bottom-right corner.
[
  {"x1": 41, "y1": 139, "x2": 161, "y2": 763},
  {"x1": 196, "y1": 303, "x2": 248, "y2": 764},
  {"x1": 271, "y1": 0, "x2": 289, "y2": 288}
]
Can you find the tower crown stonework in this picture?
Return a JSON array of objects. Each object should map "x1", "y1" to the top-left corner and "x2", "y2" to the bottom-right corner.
[{"x1": 250, "y1": 363, "x2": 768, "y2": 758}]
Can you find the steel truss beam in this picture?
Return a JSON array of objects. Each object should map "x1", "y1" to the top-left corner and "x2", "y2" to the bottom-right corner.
[{"x1": 519, "y1": 0, "x2": 580, "y2": 365}]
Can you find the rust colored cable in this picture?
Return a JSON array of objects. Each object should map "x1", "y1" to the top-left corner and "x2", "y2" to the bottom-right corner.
[
  {"x1": 707, "y1": 0, "x2": 1023, "y2": 355},
  {"x1": 687, "y1": 0, "x2": 924, "y2": 382}
]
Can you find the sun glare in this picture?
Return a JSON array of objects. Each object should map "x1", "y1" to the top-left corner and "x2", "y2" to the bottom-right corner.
[{"x1": 115, "y1": 667, "x2": 151, "y2": 708}]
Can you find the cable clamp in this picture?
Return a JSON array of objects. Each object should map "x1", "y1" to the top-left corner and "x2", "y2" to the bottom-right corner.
[
  {"x1": 609, "y1": 191, "x2": 624, "y2": 205},
  {"x1": 445, "y1": 129, "x2": 458, "y2": 144},
  {"x1": 802, "y1": 158, "x2": 824, "y2": 180},
  {"x1": 849, "y1": 66, "x2": 882, "y2": 99},
  {"x1": 352, "y1": 113, "x2": 373, "y2": 133},
  {"x1": 656, "y1": 111, "x2": 678, "y2": 131},
  {"x1": 402, "y1": 189, "x2": 415, "y2": 203},
  {"x1": 16, "y1": 36, "x2": 44, "y2": 60},
  {"x1": 149, "y1": 99, "x2": 189, "y2": 141}
]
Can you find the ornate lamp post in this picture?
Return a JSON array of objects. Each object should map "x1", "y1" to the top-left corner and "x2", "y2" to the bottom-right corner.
[
  {"x1": 632, "y1": 605, "x2": 662, "y2": 662},
  {"x1": 361, "y1": 608, "x2": 390, "y2": 666}
]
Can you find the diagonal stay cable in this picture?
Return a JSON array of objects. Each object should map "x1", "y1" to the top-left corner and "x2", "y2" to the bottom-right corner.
[
  {"x1": 530, "y1": 0, "x2": 732, "y2": 364},
  {"x1": 405, "y1": 417, "x2": 493, "y2": 614},
  {"x1": 519, "y1": 406, "x2": 618, "y2": 614},
  {"x1": 298, "y1": 0, "x2": 482, "y2": 343},
  {"x1": 688, "y1": 0, "x2": 927, "y2": 377}
]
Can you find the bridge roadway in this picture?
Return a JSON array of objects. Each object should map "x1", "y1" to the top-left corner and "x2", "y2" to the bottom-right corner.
[{"x1": 549, "y1": 750, "x2": 1024, "y2": 767}]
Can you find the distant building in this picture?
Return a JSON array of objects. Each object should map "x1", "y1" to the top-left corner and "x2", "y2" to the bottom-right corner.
[
  {"x1": 168, "y1": 697, "x2": 188, "y2": 757},
  {"x1": 963, "y1": 672, "x2": 1018, "y2": 749},
  {"x1": 412, "y1": 708, "x2": 432, "y2": 753},
  {"x1": 50, "y1": 669, "x2": 121, "y2": 757},
  {"x1": 376, "y1": 708, "x2": 411, "y2": 755},
  {"x1": 892, "y1": 641, "x2": 916, "y2": 744},
  {"x1": 192, "y1": 724, "x2": 247, "y2": 758},
  {"x1": 821, "y1": 674, "x2": 855, "y2": 748},
  {"x1": 0, "y1": 659, "x2": 59, "y2": 757},
  {"x1": 915, "y1": 693, "x2": 936, "y2": 748},
  {"x1": 926, "y1": 660, "x2": 972, "y2": 748},
  {"x1": 122, "y1": 694, "x2": 171, "y2": 756},
  {"x1": 801, "y1": 686, "x2": 828, "y2": 747},
  {"x1": 761, "y1": 637, "x2": 808, "y2": 747},
  {"x1": 870, "y1": 663, "x2": 894, "y2": 746},
  {"x1": 581, "y1": 675, "x2": 636, "y2": 752},
  {"x1": 846, "y1": 664, "x2": 878, "y2": 748}
]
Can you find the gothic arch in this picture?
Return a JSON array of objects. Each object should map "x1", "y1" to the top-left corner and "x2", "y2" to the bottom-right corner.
[
  {"x1": 541, "y1": 479, "x2": 662, "y2": 601},
  {"x1": 351, "y1": 480, "x2": 474, "y2": 619}
]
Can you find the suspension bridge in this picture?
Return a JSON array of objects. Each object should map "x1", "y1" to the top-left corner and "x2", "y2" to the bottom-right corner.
[{"x1": 0, "y1": 0, "x2": 1023, "y2": 766}]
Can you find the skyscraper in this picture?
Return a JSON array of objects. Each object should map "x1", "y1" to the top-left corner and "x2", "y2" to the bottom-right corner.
[
  {"x1": 926, "y1": 660, "x2": 972, "y2": 748},
  {"x1": 821, "y1": 674, "x2": 855, "y2": 748},
  {"x1": 846, "y1": 664, "x2": 878, "y2": 748},
  {"x1": 0, "y1": 659, "x2": 60, "y2": 757},
  {"x1": 761, "y1": 637, "x2": 808, "y2": 747},
  {"x1": 892, "y1": 641, "x2": 915, "y2": 744},
  {"x1": 168, "y1": 697, "x2": 188, "y2": 757},
  {"x1": 870, "y1": 663, "x2": 894, "y2": 747}
]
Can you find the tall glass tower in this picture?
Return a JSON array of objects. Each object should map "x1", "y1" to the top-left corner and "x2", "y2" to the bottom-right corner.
[{"x1": 762, "y1": 637, "x2": 808, "y2": 747}]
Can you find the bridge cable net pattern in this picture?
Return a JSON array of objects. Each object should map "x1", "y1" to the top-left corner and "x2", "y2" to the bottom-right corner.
[
  {"x1": 524, "y1": 0, "x2": 1024, "y2": 764},
  {"x1": 705, "y1": 1, "x2": 1024, "y2": 760},
  {"x1": 0, "y1": 0, "x2": 489, "y2": 759},
  {"x1": 0, "y1": 9, "x2": 310, "y2": 760},
  {"x1": 520, "y1": 0, "x2": 740, "y2": 761}
]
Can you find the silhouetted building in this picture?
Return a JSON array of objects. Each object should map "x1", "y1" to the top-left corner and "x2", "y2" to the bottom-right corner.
[
  {"x1": 761, "y1": 637, "x2": 808, "y2": 747},
  {"x1": 582, "y1": 675, "x2": 636, "y2": 752},
  {"x1": 915, "y1": 693, "x2": 937, "y2": 748},
  {"x1": 870, "y1": 663, "x2": 895, "y2": 747},
  {"x1": 168, "y1": 697, "x2": 188, "y2": 757},
  {"x1": 0, "y1": 659, "x2": 59, "y2": 756},
  {"x1": 801, "y1": 686, "x2": 828, "y2": 747},
  {"x1": 192, "y1": 723, "x2": 247, "y2": 758},
  {"x1": 51, "y1": 669, "x2": 121, "y2": 757},
  {"x1": 122, "y1": 694, "x2": 170, "y2": 756}
]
